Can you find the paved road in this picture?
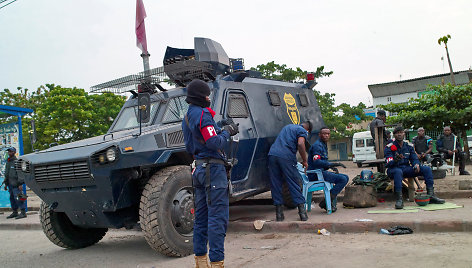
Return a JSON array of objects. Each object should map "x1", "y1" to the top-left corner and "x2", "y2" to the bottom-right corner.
[{"x1": 2, "y1": 230, "x2": 472, "y2": 268}]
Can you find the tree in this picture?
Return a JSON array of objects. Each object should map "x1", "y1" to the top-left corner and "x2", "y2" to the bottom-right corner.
[
  {"x1": 0, "y1": 85, "x2": 126, "y2": 153},
  {"x1": 438, "y1": 34, "x2": 455, "y2": 85},
  {"x1": 381, "y1": 83, "x2": 472, "y2": 157},
  {"x1": 251, "y1": 62, "x2": 371, "y2": 138}
]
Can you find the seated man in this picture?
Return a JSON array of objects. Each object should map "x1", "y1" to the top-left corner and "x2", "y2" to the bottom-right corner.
[
  {"x1": 308, "y1": 127, "x2": 348, "y2": 213},
  {"x1": 412, "y1": 127, "x2": 433, "y2": 163},
  {"x1": 385, "y1": 126, "x2": 445, "y2": 209},
  {"x1": 436, "y1": 126, "x2": 470, "y2": 175}
]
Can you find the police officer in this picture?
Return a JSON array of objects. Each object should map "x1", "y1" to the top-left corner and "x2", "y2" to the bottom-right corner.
[
  {"x1": 436, "y1": 126, "x2": 470, "y2": 175},
  {"x1": 182, "y1": 79, "x2": 239, "y2": 268},
  {"x1": 412, "y1": 127, "x2": 433, "y2": 163},
  {"x1": 2, "y1": 147, "x2": 27, "y2": 219},
  {"x1": 385, "y1": 126, "x2": 445, "y2": 209},
  {"x1": 268, "y1": 121, "x2": 312, "y2": 222},
  {"x1": 308, "y1": 127, "x2": 348, "y2": 213},
  {"x1": 370, "y1": 110, "x2": 389, "y2": 146}
]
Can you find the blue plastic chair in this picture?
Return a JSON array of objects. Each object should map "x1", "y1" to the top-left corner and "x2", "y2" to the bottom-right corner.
[{"x1": 296, "y1": 163, "x2": 333, "y2": 214}]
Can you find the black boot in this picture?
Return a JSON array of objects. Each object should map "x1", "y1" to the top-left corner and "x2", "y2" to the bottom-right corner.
[
  {"x1": 395, "y1": 191, "x2": 404, "y2": 209},
  {"x1": 459, "y1": 170, "x2": 470, "y2": 175},
  {"x1": 297, "y1": 204, "x2": 308, "y2": 221},
  {"x1": 15, "y1": 209, "x2": 27, "y2": 219},
  {"x1": 6, "y1": 210, "x2": 18, "y2": 219},
  {"x1": 427, "y1": 187, "x2": 445, "y2": 204},
  {"x1": 330, "y1": 194, "x2": 338, "y2": 213},
  {"x1": 318, "y1": 198, "x2": 326, "y2": 210},
  {"x1": 275, "y1": 205, "x2": 284, "y2": 222}
]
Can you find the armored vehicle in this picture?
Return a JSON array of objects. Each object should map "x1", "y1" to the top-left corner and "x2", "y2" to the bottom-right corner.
[{"x1": 17, "y1": 38, "x2": 324, "y2": 257}]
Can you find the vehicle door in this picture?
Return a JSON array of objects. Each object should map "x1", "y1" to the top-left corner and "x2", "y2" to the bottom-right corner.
[
  {"x1": 353, "y1": 138, "x2": 366, "y2": 161},
  {"x1": 222, "y1": 90, "x2": 257, "y2": 184},
  {"x1": 365, "y1": 138, "x2": 376, "y2": 160}
]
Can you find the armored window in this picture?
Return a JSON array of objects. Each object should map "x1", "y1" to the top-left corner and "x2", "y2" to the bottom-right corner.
[
  {"x1": 267, "y1": 91, "x2": 281, "y2": 106},
  {"x1": 298, "y1": 93, "x2": 309, "y2": 107},
  {"x1": 112, "y1": 102, "x2": 160, "y2": 132},
  {"x1": 227, "y1": 94, "x2": 249, "y2": 118},
  {"x1": 162, "y1": 96, "x2": 190, "y2": 123}
]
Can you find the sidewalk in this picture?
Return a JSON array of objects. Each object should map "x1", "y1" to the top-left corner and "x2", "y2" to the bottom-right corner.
[{"x1": 1, "y1": 197, "x2": 471, "y2": 234}]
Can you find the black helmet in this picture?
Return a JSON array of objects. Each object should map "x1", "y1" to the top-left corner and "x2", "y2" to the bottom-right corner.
[{"x1": 185, "y1": 79, "x2": 211, "y2": 107}]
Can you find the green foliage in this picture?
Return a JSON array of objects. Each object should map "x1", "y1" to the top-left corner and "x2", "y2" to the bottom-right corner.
[
  {"x1": 438, "y1": 34, "x2": 451, "y2": 46},
  {"x1": 0, "y1": 85, "x2": 126, "y2": 153},
  {"x1": 251, "y1": 61, "x2": 371, "y2": 138},
  {"x1": 250, "y1": 61, "x2": 333, "y2": 82},
  {"x1": 381, "y1": 83, "x2": 472, "y2": 131}
]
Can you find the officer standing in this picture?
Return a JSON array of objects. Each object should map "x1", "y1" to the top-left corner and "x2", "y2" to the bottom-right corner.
[
  {"x1": 268, "y1": 121, "x2": 312, "y2": 222},
  {"x1": 182, "y1": 79, "x2": 239, "y2": 268},
  {"x1": 308, "y1": 127, "x2": 348, "y2": 213},
  {"x1": 2, "y1": 147, "x2": 27, "y2": 219},
  {"x1": 369, "y1": 110, "x2": 389, "y2": 146},
  {"x1": 436, "y1": 126, "x2": 470, "y2": 175},
  {"x1": 385, "y1": 127, "x2": 445, "y2": 209},
  {"x1": 412, "y1": 127, "x2": 433, "y2": 163}
]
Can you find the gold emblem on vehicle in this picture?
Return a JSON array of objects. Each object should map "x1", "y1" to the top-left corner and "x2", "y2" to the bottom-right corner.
[{"x1": 283, "y1": 93, "x2": 300, "y2": 124}]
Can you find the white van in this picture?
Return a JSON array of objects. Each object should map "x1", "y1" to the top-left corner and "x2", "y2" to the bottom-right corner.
[{"x1": 352, "y1": 131, "x2": 376, "y2": 167}]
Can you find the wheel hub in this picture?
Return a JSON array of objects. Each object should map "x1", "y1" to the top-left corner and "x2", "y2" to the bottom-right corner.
[{"x1": 171, "y1": 187, "x2": 194, "y2": 236}]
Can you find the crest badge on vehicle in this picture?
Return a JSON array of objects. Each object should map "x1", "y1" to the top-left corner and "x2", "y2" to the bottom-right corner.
[{"x1": 283, "y1": 93, "x2": 300, "y2": 124}]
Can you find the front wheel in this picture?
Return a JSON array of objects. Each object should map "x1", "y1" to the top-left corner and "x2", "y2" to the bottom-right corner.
[
  {"x1": 39, "y1": 202, "x2": 108, "y2": 249},
  {"x1": 139, "y1": 165, "x2": 194, "y2": 257}
]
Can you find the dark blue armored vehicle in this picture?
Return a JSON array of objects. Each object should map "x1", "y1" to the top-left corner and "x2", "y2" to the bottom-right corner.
[{"x1": 17, "y1": 38, "x2": 324, "y2": 257}]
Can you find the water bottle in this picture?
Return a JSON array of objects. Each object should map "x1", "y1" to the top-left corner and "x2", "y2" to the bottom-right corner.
[
  {"x1": 317, "y1": 228, "x2": 330, "y2": 236},
  {"x1": 379, "y1": 228, "x2": 389, "y2": 235}
]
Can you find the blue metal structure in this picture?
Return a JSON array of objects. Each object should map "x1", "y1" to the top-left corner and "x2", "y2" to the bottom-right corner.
[{"x1": 0, "y1": 105, "x2": 34, "y2": 208}]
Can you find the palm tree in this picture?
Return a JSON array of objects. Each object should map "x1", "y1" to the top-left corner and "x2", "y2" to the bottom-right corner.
[{"x1": 438, "y1": 35, "x2": 455, "y2": 85}]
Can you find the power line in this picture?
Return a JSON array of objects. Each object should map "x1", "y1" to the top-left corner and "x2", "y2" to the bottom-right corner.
[{"x1": 0, "y1": 0, "x2": 19, "y2": 10}]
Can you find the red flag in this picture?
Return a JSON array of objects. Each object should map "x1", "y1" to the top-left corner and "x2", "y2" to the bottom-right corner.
[{"x1": 136, "y1": 0, "x2": 148, "y2": 53}]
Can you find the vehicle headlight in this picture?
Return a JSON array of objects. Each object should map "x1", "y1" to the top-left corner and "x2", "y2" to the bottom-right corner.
[
  {"x1": 21, "y1": 161, "x2": 28, "y2": 172},
  {"x1": 106, "y1": 148, "x2": 116, "y2": 162}
]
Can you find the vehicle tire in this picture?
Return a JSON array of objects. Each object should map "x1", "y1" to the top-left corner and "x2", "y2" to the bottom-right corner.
[
  {"x1": 432, "y1": 170, "x2": 447, "y2": 180},
  {"x1": 282, "y1": 180, "x2": 303, "y2": 209},
  {"x1": 140, "y1": 165, "x2": 194, "y2": 257},
  {"x1": 357, "y1": 162, "x2": 363, "y2": 168},
  {"x1": 39, "y1": 201, "x2": 108, "y2": 249}
]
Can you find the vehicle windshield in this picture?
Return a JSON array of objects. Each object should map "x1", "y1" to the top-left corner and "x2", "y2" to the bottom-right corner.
[
  {"x1": 162, "y1": 96, "x2": 189, "y2": 123},
  {"x1": 111, "y1": 102, "x2": 160, "y2": 132}
]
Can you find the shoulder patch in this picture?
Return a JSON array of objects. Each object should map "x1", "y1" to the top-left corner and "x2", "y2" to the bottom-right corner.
[{"x1": 386, "y1": 143, "x2": 393, "y2": 147}]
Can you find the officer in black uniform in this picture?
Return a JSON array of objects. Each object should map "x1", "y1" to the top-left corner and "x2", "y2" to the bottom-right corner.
[
  {"x1": 3, "y1": 147, "x2": 27, "y2": 219},
  {"x1": 369, "y1": 110, "x2": 388, "y2": 146},
  {"x1": 412, "y1": 127, "x2": 433, "y2": 163},
  {"x1": 182, "y1": 79, "x2": 239, "y2": 268},
  {"x1": 385, "y1": 127, "x2": 445, "y2": 209},
  {"x1": 436, "y1": 126, "x2": 470, "y2": 175}
]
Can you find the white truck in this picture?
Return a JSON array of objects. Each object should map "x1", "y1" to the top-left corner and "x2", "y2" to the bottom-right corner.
[{"x1": 352, "y1": 131, "x2": 376, "y2": 167}]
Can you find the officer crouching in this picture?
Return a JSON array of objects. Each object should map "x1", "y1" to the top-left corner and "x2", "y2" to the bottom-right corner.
[
  {"x1": 182, "y1": 79, "x2": 239, "y2": 268},
  {"x1": 385, "y1": 126, "x2": 445, "y2": 209}
]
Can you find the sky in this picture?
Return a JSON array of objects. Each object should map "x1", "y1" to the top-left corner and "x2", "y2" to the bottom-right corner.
[{"x1": 1, "y1": 0, "x2": 471, "y2": 106}]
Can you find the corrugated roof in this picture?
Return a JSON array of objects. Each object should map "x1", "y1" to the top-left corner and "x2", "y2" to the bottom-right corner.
[{"x1": 368, "y1": 70, "x2": 472, "y2": 98}]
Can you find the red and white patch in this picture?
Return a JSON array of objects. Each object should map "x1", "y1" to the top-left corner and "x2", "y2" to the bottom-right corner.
[
  {"x1": 386, "y1": 157, "x2": 393, "y2": 163},
  {"x1": 201, "y1": 125, "x2": 217, "y2": 141},
  {"x1": 313, "y1": 155, "x2": 321, "y2": 161}
]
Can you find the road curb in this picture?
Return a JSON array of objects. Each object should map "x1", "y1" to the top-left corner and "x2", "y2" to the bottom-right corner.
[
  {"x1": 227, "y1": 220, "x2": 472, "y2": 234},
  {"x1": 2, "y1": 219, "x2": 472, "y2": 233}
]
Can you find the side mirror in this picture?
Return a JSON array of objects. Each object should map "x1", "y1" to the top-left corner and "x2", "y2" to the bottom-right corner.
[{"x1": 138, "y1": 92, "x2": 151, "y2": 123}]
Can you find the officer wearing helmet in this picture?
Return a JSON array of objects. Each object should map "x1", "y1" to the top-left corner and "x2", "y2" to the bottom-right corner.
[
  {"x1": 308, "y1": 127, "x2": 348, "y2": 213},
  {"x1": 3, "y1": 147, "x2": 27, "y2": 219},
  {"x1": 385, "y1": 126, "x2": 445, "y2": 209},
  {"x1": 182, "y1": 79, "x2": 239, "y2": 268}
]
